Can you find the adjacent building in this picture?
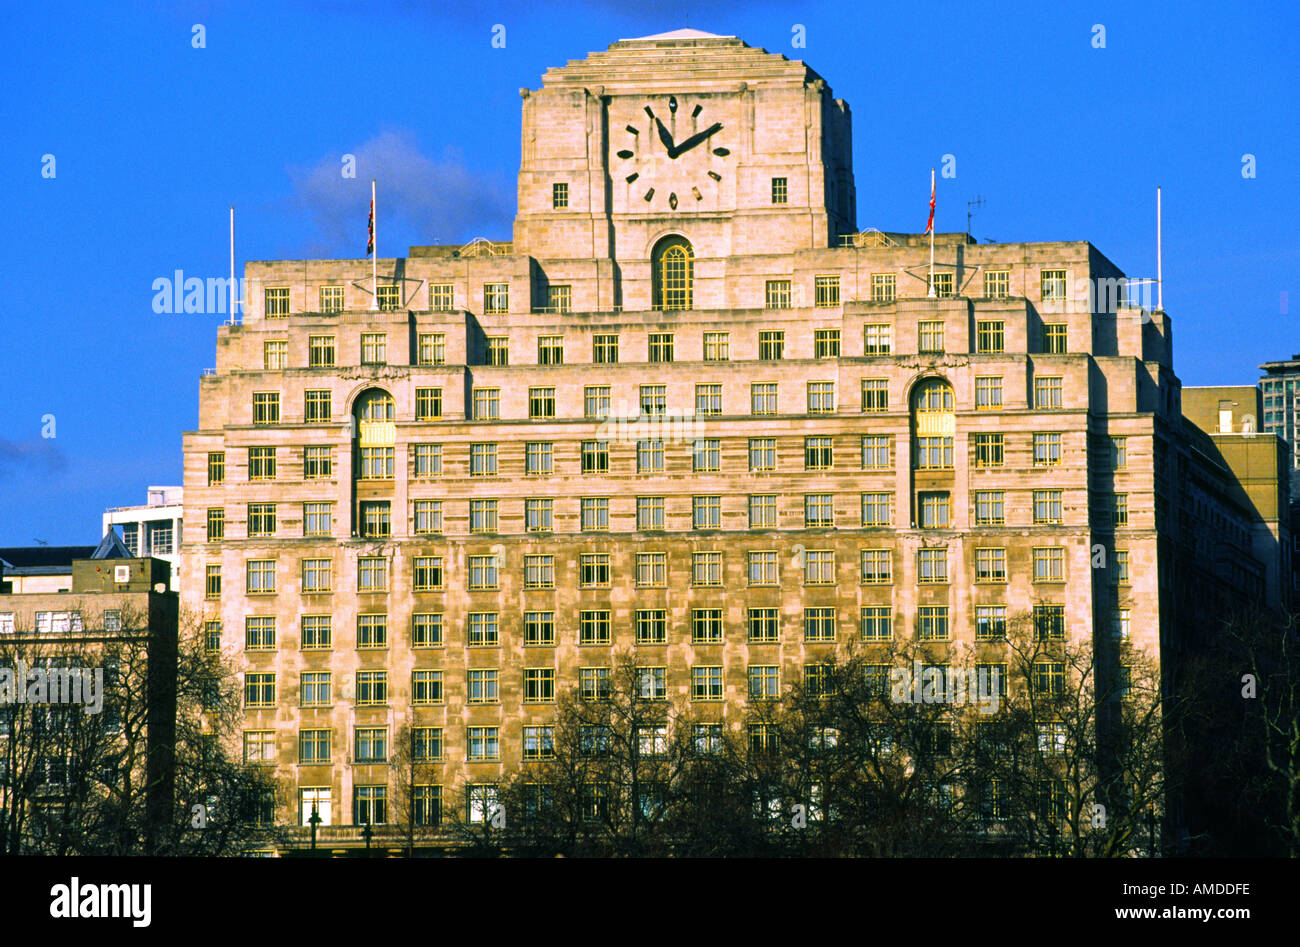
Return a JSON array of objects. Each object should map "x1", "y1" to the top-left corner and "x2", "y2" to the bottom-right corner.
[
  {"x1": 103, "y1": 486, "x2": 184, "y2": 591},
  {"x1": 0, "y1": 552, "x2": 178, "y2": 852},
  {"x1": 179, "y1": 30, "x2": 1284, "y2": 851},
  {"x1": 0, "y1": 531, "x2": 131, "y2": 595}
]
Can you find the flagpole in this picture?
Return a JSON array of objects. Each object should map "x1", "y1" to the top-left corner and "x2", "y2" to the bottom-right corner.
[
  {"x1": 1156, "y1": 185, "x2": 1163, "y2": 311},
  {"x1": 927, "y1": 168, "x2": 936, "y2": 298},
  {"x1": 229, "y1": 206, "x2": 236, "y2": 320},
  {"x1": 371, "y1": 179, "x2": 378, "y2": 311}
]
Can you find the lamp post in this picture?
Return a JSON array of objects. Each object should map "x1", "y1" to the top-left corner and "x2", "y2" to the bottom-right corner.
[
  {"x1": 308, "y1": 803, "x2": 321, "y2": 854},
  {"x1": 362, "y1": 820, "x2": 374, "y2": 855}
]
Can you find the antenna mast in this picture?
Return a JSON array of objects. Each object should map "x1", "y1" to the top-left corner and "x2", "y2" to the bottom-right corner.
[{"x1": 966, "y1": 195, "x2": 985, "y2": 235}]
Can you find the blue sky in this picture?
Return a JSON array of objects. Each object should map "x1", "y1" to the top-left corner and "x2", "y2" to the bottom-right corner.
[{"x1": 1, "y1": 0, "x2": 1297, "y2": 544}]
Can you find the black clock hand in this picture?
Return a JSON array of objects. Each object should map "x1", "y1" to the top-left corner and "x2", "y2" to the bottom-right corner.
[
  {"x1": 669, "y1": 122, "x2": 723, "y2": 159},
  {"x1": 655, "y1": 117, "x2": 676, "y2": 154}
]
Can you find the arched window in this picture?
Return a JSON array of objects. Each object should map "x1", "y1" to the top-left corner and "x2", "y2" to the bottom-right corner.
[
  {"x1": 911, "y1": 378, "x2": 955, "y2": 470},
  {"x1": 652, "y1": 236, "x2": 693, "y2": 311},
  {"x1": 354, "y1": 389, "x2": 395, "y2": 421},
  {"x1": 352, "y1": 389, "x2": 395, "y2": 480}
]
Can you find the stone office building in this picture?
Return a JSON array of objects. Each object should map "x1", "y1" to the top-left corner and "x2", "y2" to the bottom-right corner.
[{"x1": 182, "y1": 29, "x2": 1219, "y2": 848}]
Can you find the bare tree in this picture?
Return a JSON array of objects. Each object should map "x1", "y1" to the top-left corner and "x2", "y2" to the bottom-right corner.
[{"x1": 0, "y1": 605, "x2": 281, "y2": 855}]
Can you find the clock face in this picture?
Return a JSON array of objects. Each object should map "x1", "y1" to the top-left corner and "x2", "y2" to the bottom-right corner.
[{"x1": 613, "y1": 95, "x2": 731, "y2": 211}]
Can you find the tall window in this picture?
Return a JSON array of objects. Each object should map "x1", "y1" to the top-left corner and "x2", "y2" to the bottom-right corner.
[
  {"x1": 249, "y1": 447, "x2": 276, "y2": 481},
  {"x1": 862, "y1": 379, "x2": 888, "y2": 412},
  {"x1": 749, "y1": 495, "x2": 778, "y2": 528},
  {"x1": 593, "y1": 334, "x2": 619, "y2": 363},
  {"x1": 648, "y1": 333, "x2": 674, "y2": 363},
  {"x1": 808, "y1": 381, "x2": 835, "y2": 414},
  {"x1": 264, "y1": 287, "x2": 289, "y2": 317},
  {"x1": 861, "y1": 492, "x2": 891, "y2": 526},
  {"x1": 1032, "y1": 547, "x2": 1066, "y2": 582},
  {"x1": 1040, "y1": 269, "x2": 1067, "y2": 300},
  {"x1": 429, "y1": 284, "x2": 454, "y2": 311},
  {"x1": 771, "y1": 177, "x2": 788, "y2": 204},
  {"x1": 974, "y1": 547, "x2": 1007, "y2": 582},
  {"x1": 309, "y1": 335, "x2": 336, "y2": 367},
  {"x1": 484, "y1": 283, "x2": 509, "y2": 314},
  {"x1": 1035, "y1": 376, "x2": 1063, "y2": 408},
  {"x1": 974, "y1": 490, "x2": 1005, "y2": 525},
  {"x1": 814, "y1": 275, "x2": 840, "y2": 307},
  {"x1": 653, "y1": 236, "x2": 693, "y2": 311},
  {"x1": 976, "y1": 321, "x2": 1005, "y2": 354},
  {"x1": 912, "y1": 378, "x2": 955, "y2": 468},
  {"x1": 360, "y1": 333, "x2": 386, "y2": 365},
  {"x1": 471, "y1": 388, "x2": 499, "y2": 420},
  {"x1": 417, "y1": 332, "x2": 445, "y2": 365},
  {"x1": 415, "y1": 387, "x2": 442, "y2": 420},
  {"x1": 984, "y1": 270, "x2": 1010, "y2": 299},
  {"x1": 263, "y1": 339, "x2": 288, "y2": 370},
  {"x1": 864, "y1": 324, "x2": 892, "y2": 355},
  {"x1": 695, "y1": 384, "x2": 722, "y2": 416},
  {"x1": 814, "y1": 329, "x2": 840, "y2": 358},
  {"x1": 252, "y1": 392, "x2": 280, "y2": 425},
  {"x1": 304, "y1": 389, "x2": 331, "y2": 423},
  {"x1": 861, "y1": 549, "x2": 892, "y2": 584},
  {"x1": 537, "y1": 336, "x2": 564, "y2": 364},
  {"x1": 552, "y1": 182, "x2": 569, "y2": 208},
  {"x1": 528, "y1": 387, "x2": 556, "y2": 420},
  {"x1": 319, "y1": 285, "x2": 344, "y2": 313},
  {"x1": 1033, "y1": 433, "x2": 1062, "y2": 466},
  {"x1": 975, "y1": 376, "x2": 1003, "y2": 410},
  {"x1": 486, "y1": 336, "x2": 509, "y2": 366},
  {"x1": 919, "y1": 492, "x2": 950, "y2": 528},
  {"x1": 862, "y1": 435, "x2": 891, "y2": 469},
  {"x1": 750, "y1": 438, "x2": 777, "y2": 472},
  {"x1": 765, "y1": 281, "x2": 792, "y2": 310},
  {"x1": 870, "y1": 273, "x2": 896, "y2": 301},
  {"x1": 759, "y1": 330, "x2": 785, "y2": 359},
  {"x1": 636, "y1": 496, "x2": 665, "y2": 529},
  {"x1": 1033, "y1": 489, "x2": 1064, "y2": 524},
  {"x1": 918, "y1": 548, "x2": 947, "y2": 583}
]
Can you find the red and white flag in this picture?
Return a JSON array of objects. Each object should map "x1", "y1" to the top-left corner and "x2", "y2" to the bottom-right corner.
[
  {"x1": 925, "y1": 170, "x2": 935, "y2": 233},
  {"x1": 366, "y1": 195, "x2": 375, "y2": 256}
]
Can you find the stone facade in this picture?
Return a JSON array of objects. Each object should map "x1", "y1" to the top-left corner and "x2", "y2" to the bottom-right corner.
[{"x1": 181, "y1": 31, "x2": 1199, "y2": 848}]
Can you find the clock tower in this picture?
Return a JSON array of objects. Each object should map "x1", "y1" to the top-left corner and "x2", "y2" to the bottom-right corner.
[{"x1": 513, "y1": 30, "x2": 855, "y2": 310}]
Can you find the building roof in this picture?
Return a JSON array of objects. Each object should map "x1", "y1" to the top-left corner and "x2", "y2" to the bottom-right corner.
[
  {"x1": 90, "y1": 530, "x2": 131, "y2": 560},
  {"x1": 621, "y1": 29, "x2": 735, "y2": 41},
  {"x1": 0, "y1": 531, "x2": 128, "y2": 578},
  {"x1": 0, "y1": 545, "x2": 96, "y2": 575}
]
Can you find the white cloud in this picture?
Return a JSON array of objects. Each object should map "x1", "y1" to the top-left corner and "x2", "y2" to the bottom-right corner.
[{"x1": 285, "y1": 129, "x2": 513, "y2": 257}]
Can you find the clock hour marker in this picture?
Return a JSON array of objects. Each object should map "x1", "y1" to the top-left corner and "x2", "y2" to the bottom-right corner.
[
  {"x1": 644, "y1": 106, "x2": 655, "y2": 118},
  {"x1": 668, "y1": 95, "x2": 678, "y2": 113},
  {"x1": 692, "y1": 186, "x2": 702, "y2": 201},
  {"x1": 713, "y1": 147, "x2": 730, "y2": 157},
  {"x1": 707, "y1": 170, "x2": 722, "y2": 181},
  {"x1": 692, "y1": 104, "x2": 703, "y2": 118},
  {"x1": 625, "y1": 172, "x2": 639, "y2": 183},
  {"x1": 668, "y1": 191, "x2": 678, "y2": 210},
  {"x1": 643, "y1": 187, "x2": 655, "y2": 201},
  {"x1": 626, "y1": 124, "x2": 639, "y2": 135},
  {"x1": 617, "y1": 149, "x2": 634, "y2": 159}
]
